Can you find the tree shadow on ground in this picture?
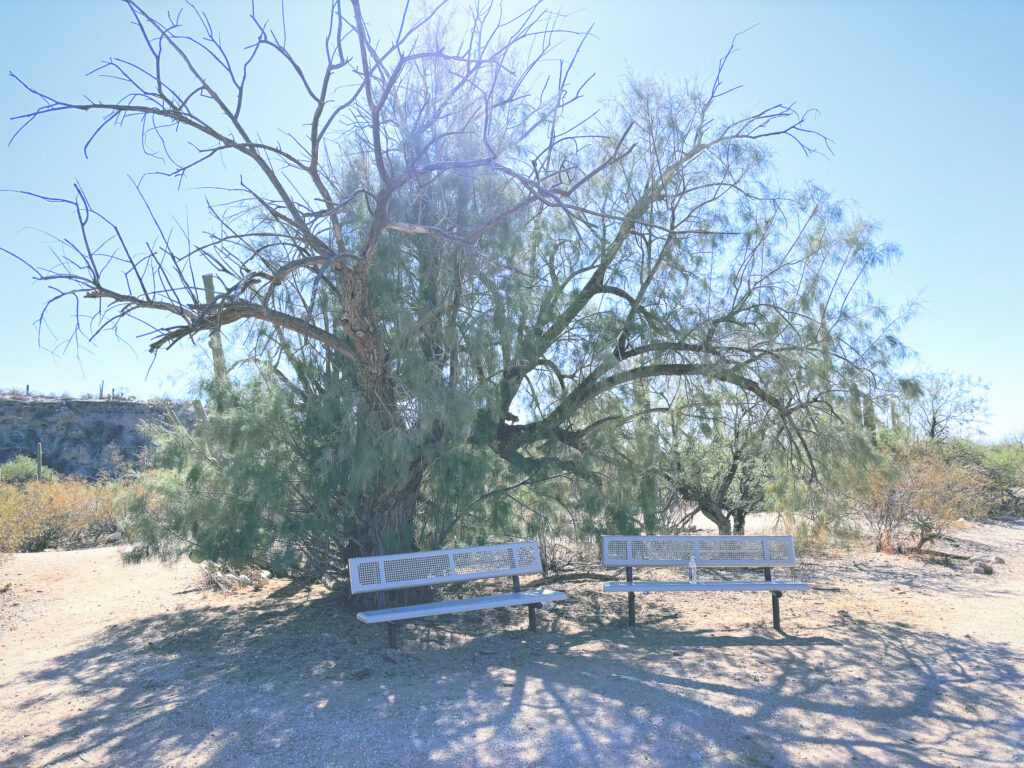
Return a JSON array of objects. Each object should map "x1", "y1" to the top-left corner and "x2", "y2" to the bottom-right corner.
[{"x1": 2, "y1": 593, "x2": 1022, "y2": 768}]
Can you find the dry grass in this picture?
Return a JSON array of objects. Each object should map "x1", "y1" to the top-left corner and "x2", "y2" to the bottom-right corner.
[{"x1": 0, "y1": 480, "x2": 121, "y2": 553}]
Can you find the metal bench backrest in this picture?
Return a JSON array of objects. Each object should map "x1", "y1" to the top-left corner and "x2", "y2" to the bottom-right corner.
[
  {"x1": 349, "y1": 541, "x2": 543, "y2": 594},
  {"x1": 602, "y1": 535, "x2": 797, "y2": 568}
]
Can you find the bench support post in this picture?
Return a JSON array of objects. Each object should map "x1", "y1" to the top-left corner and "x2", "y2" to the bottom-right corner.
[
  {"x1": 388, "y1": 621, "x2": 399, "y2": 649},
  {"x1": 377, "y1": 592, "x2": 401, "y2": 649},
  {"x1": 764, "y1": 567, "x2": 782, "y2": 631},
  {"x1": 513, "y1": 575, "x2": 538, "y2": 632},
  {"x1": 626, "y1": 566, "x2": 636, "y2": 627}
]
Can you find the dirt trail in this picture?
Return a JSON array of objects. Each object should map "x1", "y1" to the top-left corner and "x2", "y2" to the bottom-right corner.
[
  {"x1": 1, "y1": 548, "x2": 254, "y2": 675},
  {"x1": 2, "y1": 523, "x2": 1023, "y2": 768}
]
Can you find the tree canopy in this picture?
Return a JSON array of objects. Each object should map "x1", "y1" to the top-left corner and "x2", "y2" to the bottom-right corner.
[{"x1": 9, "y1": 0, "x2": 904, "y2": 563}]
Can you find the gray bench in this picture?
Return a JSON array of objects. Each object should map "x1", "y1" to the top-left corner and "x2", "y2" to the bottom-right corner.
[
  {"x1": 602, "y1": 534, "x2": 808, "y2": 631},
  {"x1": 349, "y1": 541, "x2": 565, "y2": 648}
]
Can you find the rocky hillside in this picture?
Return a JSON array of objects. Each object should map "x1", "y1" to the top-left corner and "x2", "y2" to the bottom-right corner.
[{"x1": 0, "y1": 395, "x2": 191, "y2": 477}]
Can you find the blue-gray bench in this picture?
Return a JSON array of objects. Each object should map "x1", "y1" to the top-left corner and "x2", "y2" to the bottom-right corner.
[
  {"x1": 602, "y1": 534, "x2": 808, "y2": 631},
  {"x1": 349, "y1": 541, "x2": 565, "y2": 648}
]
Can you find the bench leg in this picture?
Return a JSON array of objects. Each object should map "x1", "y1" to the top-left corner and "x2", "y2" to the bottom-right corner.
[
  {"x1": 387, "y1": 622, "x2": 399, "y2": 649},
  {"x1": 628, "y1": 591, "x2": 636, "y2": 627},
  {"x1": 528, "y1": 604, "x2": 538, "y2": 632},
  {"x1": 771, "y1": 592, "x2": 781, "y2": 632}
]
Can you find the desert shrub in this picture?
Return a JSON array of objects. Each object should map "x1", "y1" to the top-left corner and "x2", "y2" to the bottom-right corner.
[
  {"x1": 858, "y1": 441, "x2": 999, "y2": 552},
  {"x1": 0, "y1": 479, "x2": 121, "y2": 552},
  {"x1": 780, "y1": 484, "x2": 865, "y2": 553},
  {"x1": 117, "y1": 380, "x2": 314, "y2": 573},
  {"x1": 977, "y1": 439, "x2": 1024, "y2": 492},
  {"x1": 0, "y1": 454, "x2": 57, "y2": 484}
]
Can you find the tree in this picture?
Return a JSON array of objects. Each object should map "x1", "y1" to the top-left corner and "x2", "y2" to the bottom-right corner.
[
  {"x1": 7, "y1": 1, "x2": 902, "y2": 561},
  {"x1": 909, "y1": 371, "x2": 987, "y2": 441},
  {"x1": 661, "y1": 397, "x2": 777, "y2": 535}
]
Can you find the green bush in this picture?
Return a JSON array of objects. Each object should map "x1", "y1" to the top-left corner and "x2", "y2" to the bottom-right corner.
[
  {"x1": 0, "y1": 454, "x2": 57, "y2": 484},
  {"x1": 979, "y1": 440, "x2": 1024, "y2": 490}
]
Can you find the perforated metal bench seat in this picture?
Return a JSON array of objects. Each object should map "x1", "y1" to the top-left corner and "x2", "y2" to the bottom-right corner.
[
  {"x1": 357, "y1": 588, "x2": 566, "y2": 623},
  {"x1": 603, "y1": 580, "x2": 808, "y2": 593},
  {"x1": 349, "y1": 541, "x2": 560, "y2": 648},
  {"x1": 601, "y1": 534, "x2": 808, "y2": 631}
]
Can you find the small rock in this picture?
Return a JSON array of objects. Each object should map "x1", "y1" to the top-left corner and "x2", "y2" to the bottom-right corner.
[
  {"x1": 105, "y1": 531, "x2": 122, "y2": 543},
  {"x1": 973, "y1": 563, "x2": 994, "y2": 575},
  {"x1": 237, "y1": 574, "x2": 253, "y2": 586},
  {"x1": 969, "y1": 554, "x2": 990, "y2": 563},
  {"x1": 957, "y1": 517, "x2": 968, "y2": 523},
  {"x1": 311, "y1": 660, "x2": 336, "y2": 677},
  {"x1": 260, "y1": 570, "x2": 272, "y2": 580},
  {"x1": 992, "y1": 556, "x2": 1005, "y2": 564}
]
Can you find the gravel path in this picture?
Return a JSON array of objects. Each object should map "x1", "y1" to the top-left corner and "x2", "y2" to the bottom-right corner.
[{"x1": 2, "y1": 522, "x2": 1023, "y2": 767}]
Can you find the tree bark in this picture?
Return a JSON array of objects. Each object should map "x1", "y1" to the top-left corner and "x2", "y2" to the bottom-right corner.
[
  {"x1": 731, "y1": 510, "x2": 747, "y2": 535},
  {"x1": 355, "y1": 462, "x2": 425, "y2": 556}
]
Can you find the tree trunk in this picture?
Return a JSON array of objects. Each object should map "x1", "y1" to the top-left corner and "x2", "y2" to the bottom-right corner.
[
  {"x1": 731, "y1": 510, "x2": 747, "y2": 535},
  {"x1": 353, "y1": 454, "x2": 428, "y2": 557},
  {"x1": 698, "y1": 503, "x2": 731, "y2": 535}
]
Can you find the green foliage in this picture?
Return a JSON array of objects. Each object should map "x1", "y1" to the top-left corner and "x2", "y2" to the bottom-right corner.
[
  {"x1": 975, "y1": 439, "x2": 1024, "y2": 491},
  {"x1": 1, "y1": 454, "x2": 56, "y2": 484},
  {"x1": 121, "y1": 378, "x2": 306, "y2": 572}
]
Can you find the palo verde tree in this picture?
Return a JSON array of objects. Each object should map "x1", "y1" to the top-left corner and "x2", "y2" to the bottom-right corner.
[
  {"x1": 8, "y1": 0, "x2": 901, "y2": 561},
  {"x1": 908, "y1": 371, "x2": 988, "y2": 442}
]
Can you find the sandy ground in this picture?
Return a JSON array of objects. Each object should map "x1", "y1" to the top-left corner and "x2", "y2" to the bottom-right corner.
[{"x1": 1, "y1": 522, "x2": 1023, "y2": 768}]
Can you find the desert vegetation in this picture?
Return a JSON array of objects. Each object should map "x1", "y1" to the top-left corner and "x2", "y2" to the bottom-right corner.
[
  {"x1": 0, "y1": 464, "x2": 121, "y2": 553},
  {"x1": 2, "y1": 1, "x2": 1021, "y2": 577},
  {"x1": 3, "y1": 3, "x2": 1024, "y2": 768}
]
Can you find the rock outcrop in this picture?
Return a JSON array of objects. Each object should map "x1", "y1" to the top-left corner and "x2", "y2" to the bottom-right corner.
[{"x1": 0, "y1": 395, "x2": 190, "y2": 477}]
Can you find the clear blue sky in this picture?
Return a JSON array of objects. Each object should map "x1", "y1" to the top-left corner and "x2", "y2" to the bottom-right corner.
[{"x1": 1, "y1": 1, "x2": 1022, "y2": 438}]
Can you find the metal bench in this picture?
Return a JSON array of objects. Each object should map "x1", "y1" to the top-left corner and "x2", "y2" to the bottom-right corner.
[
  {"x1": 602, "y1": 534, "x2": 808, "y2": 631},
  {"x1": 349, "y1": 541, "x2": 565, "y2": 648}
]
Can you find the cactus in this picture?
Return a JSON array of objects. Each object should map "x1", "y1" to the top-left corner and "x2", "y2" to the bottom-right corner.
[{"x1": 36, "y1": 442, "x2": 43, "y2": 482}]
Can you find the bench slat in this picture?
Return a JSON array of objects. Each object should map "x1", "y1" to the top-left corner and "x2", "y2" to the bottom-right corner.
[
  {"x1": 356, "y1": 588, "x2": 566, "y2": 623},
  {"x1": 350, "y1": 541, "x2": 543, "y2": 594},
  {"x1": 603, "y1": 534, "x2": 797, "y2": 567},
  {"x1": 603, "y1": 580, "x2": 808, "y2": 593}
]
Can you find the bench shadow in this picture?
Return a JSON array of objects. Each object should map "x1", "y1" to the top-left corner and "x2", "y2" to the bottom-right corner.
[{"x1": 2, "y1": 593, "x2": 1022, "y2": 768}]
